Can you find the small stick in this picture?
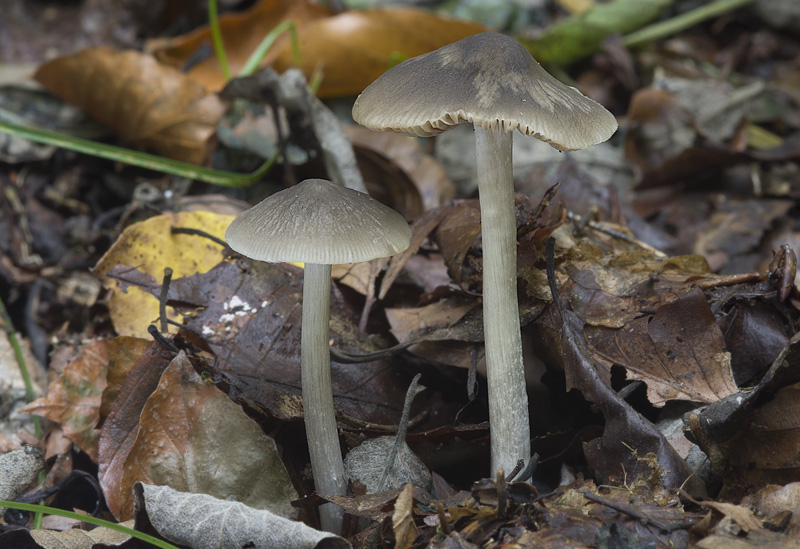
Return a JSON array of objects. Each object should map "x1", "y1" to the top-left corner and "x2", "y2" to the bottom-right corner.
[
  {"x1": 582, "y1": 491, "x2": 669, "y2": 531},
  {"x1": 159, "y1": 267, "x2": 173, "y2": 334},
  {"x1": 378, "y1": 373, "x2": 423, "y2": 491},
  {"x1": 170, "y1": 226, "x2": 227, "y2": 247},
  {"x1": 437, "y1": 501, "x2": 451, "y2": 535},
  {"x1": 147, "y1": 324, "x2": 179, "y2": 354},
  {"x1": 496, "y1": 467, "x2": 508, "y2": 518}
]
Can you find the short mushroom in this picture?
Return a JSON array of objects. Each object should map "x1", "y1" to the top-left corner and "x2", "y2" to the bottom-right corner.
[
  {"x1": 352, "y1": 32, "x2": 617, "y2": 476},
  {"x1": 225, "y1": 178, "x2": 412, "y2": 533}
]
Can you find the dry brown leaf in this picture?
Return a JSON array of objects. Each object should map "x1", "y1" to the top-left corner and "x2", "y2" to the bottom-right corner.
[
  {"x1": 700, "y1": 501, "x2": 763, "y2": 533},
  {"x1": 345, "y1": 125, "x2": 456, "y2": 214},
  {"x1": 729, "y1": 383, "x2": 800, "y2": 480},
  {"x1": 98, "y1": 342, "x2": 173, "y2": 519},
  {"x1": 101, "y1": 352, "x2": 297, "y2": 521},
  {"x1": 148, "y1": 0, "x2": 330, "y2": 91},
  {"x1": 393, "y1": 484, "x2": 419, "y2": 549},
  {"x1": 273, "y1": 7, "x2": 487, "y2": 97},
  {"x1": 19, "y1": 341, "x2": 109, "y2": 461},
  {"x1": 588, "y1": 287, "x2": 739, "y2": 406},
  {"x1": 35, "y1": 46, "x2": 225, "y2": 164}
]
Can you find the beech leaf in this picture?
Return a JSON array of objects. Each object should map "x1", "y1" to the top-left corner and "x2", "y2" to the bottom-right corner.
[
  {"x1": 135, "y1": 483, "x2": 350, "y2": 549},
  {"x1": 35, "y1": 46, "x2": 225, "y2": 164}
]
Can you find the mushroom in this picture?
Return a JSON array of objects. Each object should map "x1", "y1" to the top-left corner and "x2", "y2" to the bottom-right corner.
[
  {"x1": 225, "y1": 178, "x2": 412, "y2": 533},
  {"x1": 352, "y1": 32, "x2": 617, "y2": 476}
]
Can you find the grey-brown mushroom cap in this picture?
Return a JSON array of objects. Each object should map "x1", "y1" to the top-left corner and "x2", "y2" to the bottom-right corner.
[
  {"x1": 352, "y1": 32, "x2": 618, "y2": 152},
  {"x1": 225, "y1": 179, "x2": 412, "y2": 265}
]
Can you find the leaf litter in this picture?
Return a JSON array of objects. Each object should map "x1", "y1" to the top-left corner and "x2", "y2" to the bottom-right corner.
[{"x1": 3, "y1": 0, "x2": 800, "y2": 548}]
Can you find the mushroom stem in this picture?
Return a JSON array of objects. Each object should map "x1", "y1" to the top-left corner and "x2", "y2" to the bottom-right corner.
[
  {"x1": 301, "y1": 262, "x2": 346, "y2": 533},
  {"x1": 474, "y1": 125, "x2": 531, "y2": 475}
]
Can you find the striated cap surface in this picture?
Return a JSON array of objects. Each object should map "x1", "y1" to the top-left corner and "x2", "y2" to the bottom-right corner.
[
  {"x1": 225, "y1": 178, "x2": 412, "y2": 265},
  {"x1": 352, "y1": 32, "x2": 617, "y2": 151}
]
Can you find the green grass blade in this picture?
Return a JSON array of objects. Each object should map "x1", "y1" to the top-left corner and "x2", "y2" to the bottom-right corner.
[
  {"x1": 0, "y1": 120, "x2": 273, "y2": 188},
  {"x1": 208, "y1": 0, "x2": 232, "y2": 81},
  {"x1": 0, "y1": 500, "x2": 181, "y2": 549}
]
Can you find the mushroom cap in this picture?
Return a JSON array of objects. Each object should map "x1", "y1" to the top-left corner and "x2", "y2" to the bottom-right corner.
[
  {"x1": 352, "y1": 32, "x2": 617, "y2": 151},
  {"x1": 225, "y1": 178, "x2": 412, "y2": 265}
]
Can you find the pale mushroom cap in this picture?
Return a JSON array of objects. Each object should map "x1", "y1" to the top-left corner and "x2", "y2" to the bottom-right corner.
[
  {"x1": 352, "y1": 32, "x2": 617, "y2": 151},
  {"x1": 225, "y1": 179, "x2": 412, "y2": 265}
]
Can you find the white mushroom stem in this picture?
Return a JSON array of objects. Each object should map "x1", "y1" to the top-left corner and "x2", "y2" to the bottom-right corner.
[
  {"x1": 474, "y1": 125, "x2": 531, "y2": 475},
  {"x1": 301, "y1": 262, "x2": 346, "y2": 533}
]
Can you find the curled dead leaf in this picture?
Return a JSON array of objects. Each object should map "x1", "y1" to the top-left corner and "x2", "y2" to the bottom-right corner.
[{"x1": 35, "y1": 47, "x2": 225, "y2": 164}]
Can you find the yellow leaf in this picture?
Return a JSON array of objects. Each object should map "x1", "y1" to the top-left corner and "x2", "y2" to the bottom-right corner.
[{"x1": 93, "y1": 212, "x2": 233, "y2": 338}]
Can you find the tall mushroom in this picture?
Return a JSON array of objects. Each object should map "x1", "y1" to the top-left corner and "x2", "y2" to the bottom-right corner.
[
  {"x1": 225, "y1": 178, "x2": 412, "y2": 533},
  {"x1": 352, "y1": 32, "x2": 617, "y2": 476}
]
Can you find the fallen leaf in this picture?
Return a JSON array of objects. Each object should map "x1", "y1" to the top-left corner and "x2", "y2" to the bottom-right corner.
[
  {"x1": 134, "y1": 483, "x2": 349, "y2": 549},
  {"x1": 98, "y1": 342, "x2": 173, "y2": 519},
  {"x1": 345, "y1": 125, "x2": 456, "y2": 214},
  {"x1": 519, "y1": 0, "x2": 671, "y2": 65},
  {"x1": 0, "y1": 446, "x2": 45, "y2": 514},
  {"x1": 100, "y1": 337, "x2": 155, "y2": 421},
  {"x1": 392, "y1": 484, "x2": 419, "y2": 549},
  {"x1": 162, "y1": 258, "x2": 417, "y2": 425},
  {"x1": 19, "y1": 340, "x2": 109, "y2": 460},
  {"x1": 92, "y1": 211, "x2": 233, "y2": 338},
  {"x1": 588, "y1": 287, "x2": 738, "y2": 406},
  {"x1": 700, "y1": 501, "x2": 763, "y2": 533},
  {"x1": 532, "y1": 259, "x2": 706, "y2": 497},
  {"x1": 148, "y1": 0, "x2": 331, "y2": 91},
  {"x1": 103, "y1": 351, "x2": 297, "y2": 521},
  {"x1": 0, "y1": 520, "x2": 133, "y2": 548},
  {"x1": 273, "y1": 7, "x2": 487, "y2": 97},
  {"x1": 35, "y1": 47, "x2": 225, "y2": 164}
]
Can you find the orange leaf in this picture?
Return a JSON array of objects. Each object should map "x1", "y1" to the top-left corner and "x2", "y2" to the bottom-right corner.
[
  {"x1": 20, "y1": 341, "x2": 109, "y2": 462},
  {"x1": 273, "y1": 7, "x2": 488, "y2": 97},
  {"x1": 34, "y1": 47, "x2": 225, "y2": 164},
  {"x1": 147, "y1": 0, "x2": 331, "y2": 91}
]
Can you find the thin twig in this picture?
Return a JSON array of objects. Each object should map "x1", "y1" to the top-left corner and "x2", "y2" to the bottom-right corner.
[
  {"x1": 147, "y1": 324, "x2": 179, "y2": 354},
  {"x1": 378, "y1": 373, "x2": 423, "y2": 491},
  {"x1": 159, "y1": 267, "x2": 173, "y2": 334},
  {"x1": 170, "y1": 226, "x2": 227, "y2": 247}
]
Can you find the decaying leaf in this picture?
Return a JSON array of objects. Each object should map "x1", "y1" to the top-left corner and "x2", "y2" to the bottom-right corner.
[
  {"x1": 272, "y1": 7, "x2": 487, "y2": 97},
  {"x1": 392, "y1": 484, "x2": 419, "y2": 549},
  {"x1": 134, "y1": 483, "x2": 349, "y2": 549},
  {"x1": 148, "y1": 0, "x2": 331, "y2": 91},
  {"x1": 345, "y1": 125, "x2": 456, "y2": 214},
  {"x1": 35, "y1": 47, "x2": 225, "y2": 164},
  {"x1": 100, "y1": 351, "x2": 297, "y2": 521},
  {"x1": 162, "y1": 258, "x2": 415, "y2": 425},
  {"x1": 532, "y1": 256, "x2": 706, "y2": 497},
  {"x1": 100, "y1": 337, "x2": 156, "y2": 420},
  {"x1": 0, "y1": 520, "x2": 134, "y2": 548},
  {"x1": 19, "y1": 340, "x2": 109, "y2": 460},
  {"x1": 92, "y1": 211, "x2": 232, "y2": 338},
  {"x1": 589, "y1": 287, "x2": 738, "y2": 406},
  {"x1": 0, "y1": 446, "x2": 45, "y2": 514},
  {"x1": 686, "y1": 332, "x2": 800, "y2": 499},
  {"x1": 99, "y1": 341, "x2": 174, "y2": 519}
]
